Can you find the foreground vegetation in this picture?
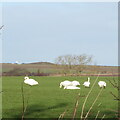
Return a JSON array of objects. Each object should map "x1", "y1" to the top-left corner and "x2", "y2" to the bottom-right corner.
[{"x1": 2, "y1": 76, "x2": 118, "y2": 119}]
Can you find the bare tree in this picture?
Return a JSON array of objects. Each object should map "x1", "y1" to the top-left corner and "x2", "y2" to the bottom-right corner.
[
  {"x1": 55, "y1": 54, "x2": 93, "y2": 75},
  {"x1": 75, "y1": 54, "x2": 93, "y2": 74},
  {"x1": 55, "y1": 56, "x2": 66, "y2": 65},
  {"x1": 64, "y1": 55, "x2": 75, "y2": 69},
  {"x1": 55, "y1": 55, "x2": 73, "y2": 75},
  {"x1": 75, "y1": 54, "x2": 92, "y2": 65}
]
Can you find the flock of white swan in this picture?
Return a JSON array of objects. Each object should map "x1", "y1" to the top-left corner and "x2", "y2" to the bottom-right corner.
[{"x1": 24, "y1": 76, "x2": 106, "y2": 89}]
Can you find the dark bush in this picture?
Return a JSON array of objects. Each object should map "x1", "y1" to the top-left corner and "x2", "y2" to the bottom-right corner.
[
  {"x1": 2, "y1": 68, "x2": 31, "y2": 76},
  {"x1": 2, "y1": 68, "x2": 49, "y2": 76}
]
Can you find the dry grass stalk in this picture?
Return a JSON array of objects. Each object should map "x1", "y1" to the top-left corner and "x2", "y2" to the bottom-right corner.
[
  {"x1": 80, "y1": 73, "x2": 100, "y2": 119},
  {"x1": 24, "y1": 86, "x2": 31, "y2": 112},
  {"x1": 84, "y1": 88, "x2": 103, "y2": 120},
  {"x1": 72, "y1": 93, "x2": 80, "y2": 120},
  {"x1": 58, "y1": 109, "x2": 67, "y2": 120},
  {"x1": 23, "y1": 89, "x2": 30, "y2": 114},
  {"x1": 97, "y1": 103, "x2": 101, "y2": 107},
  {"x1": 110, "y1": 91, "x2": 119, "y2": 101},
  {"x1": 108, "y1": 78, "x2": 119, "y2": 90},
  {"x1": 21, "y1": 83, "x2": 25, "y2": 120},
  {"x1": 95, "y1": 111, "x2": 100, "y2": 120},
  {"x1": 101, "y1": 114, "x2": 105, "y2": 120},
  {"x1": 21, "y1": 83, "x2": 31, "y2": 120}
]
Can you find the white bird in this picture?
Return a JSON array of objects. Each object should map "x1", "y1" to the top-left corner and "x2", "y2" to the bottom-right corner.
[
  {"x1": 15, "y1": 61, "x2": 19, "y2": 64},
  {"x1": 98, "y1": 81, "x2": 106, "y2": 88},
  {"x1": 83, "y1": 77, "x2": 90, "y2": 87},
  {"x1": 72, "y1": 81, "x2": 80, "y2": 86},
  {"x1": 64, "y1": 86, "x2": 80, "y2": 89},
  {"x1": 24, "y1": 76, "x2": 38, "y2": 86},
  {"x1": 60, "y1": 80, "x2": 72, "y2": 88}
]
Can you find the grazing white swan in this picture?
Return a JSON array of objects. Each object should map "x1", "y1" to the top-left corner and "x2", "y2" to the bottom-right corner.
[
  {"x1": 72, "y1": 81, "x2": 80, "y2": 86},
  {"x1": 98, "y1": 81, "x2": 106, "y2": 88},
  {"x1": 24, "y1": 76, "x2": 38, "y2": 86},
  {"x1": 64, "y1": 86, "x2": 80, "y2": 89},
  {"x1": 60, "y1": 80, "x2": 72, "y2": 88},
  {"x1": 83, "y1": 77, "x2": 90, "y2": 87}
]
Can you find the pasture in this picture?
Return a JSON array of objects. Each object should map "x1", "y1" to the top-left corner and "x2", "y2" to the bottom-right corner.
[{"x1": 2, "y1": 76, "x2": 118, "y2": 119}]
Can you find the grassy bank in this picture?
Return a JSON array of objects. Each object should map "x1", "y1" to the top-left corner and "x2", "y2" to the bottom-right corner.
[{"x1": 2, "y1": 76, "x2": 118, "y2": 119}]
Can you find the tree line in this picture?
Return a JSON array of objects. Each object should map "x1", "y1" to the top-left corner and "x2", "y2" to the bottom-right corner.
[{"x1": 2, "y1": 54, "x2": 93, "y2": 76}]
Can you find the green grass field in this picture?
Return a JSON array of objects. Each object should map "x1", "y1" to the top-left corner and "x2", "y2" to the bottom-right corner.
[{"x1": 2, "y1": 76, "x2": 118, "y2": 119}]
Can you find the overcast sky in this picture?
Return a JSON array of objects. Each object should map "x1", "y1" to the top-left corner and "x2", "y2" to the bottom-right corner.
[{"x1": 2, "y1": 2, "x2": 118, "y2": 66}]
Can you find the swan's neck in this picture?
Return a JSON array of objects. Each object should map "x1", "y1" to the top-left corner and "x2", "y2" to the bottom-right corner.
[{"x1": 88, "y1": 77, "x2": 90, "y2": 82}]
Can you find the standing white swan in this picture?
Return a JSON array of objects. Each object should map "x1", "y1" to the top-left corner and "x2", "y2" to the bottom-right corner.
[
  {"x1": 98, "y1": 81, "x2": 106, "y2": 88},
  {"x1": 83, "y1": 77, "x2": 90, "y2": 87},
  {"x1": 24, "y1": 76, "x2": 38, "y2": 86}
]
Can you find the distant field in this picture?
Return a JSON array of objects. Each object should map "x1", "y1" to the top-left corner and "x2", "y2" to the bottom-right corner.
[
  {"x1": 2, "y1": 76, "x2": 118, "y2": 119},
  {"x1": 1, "y1": 63, "x2": 118, "y2": 76}
]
